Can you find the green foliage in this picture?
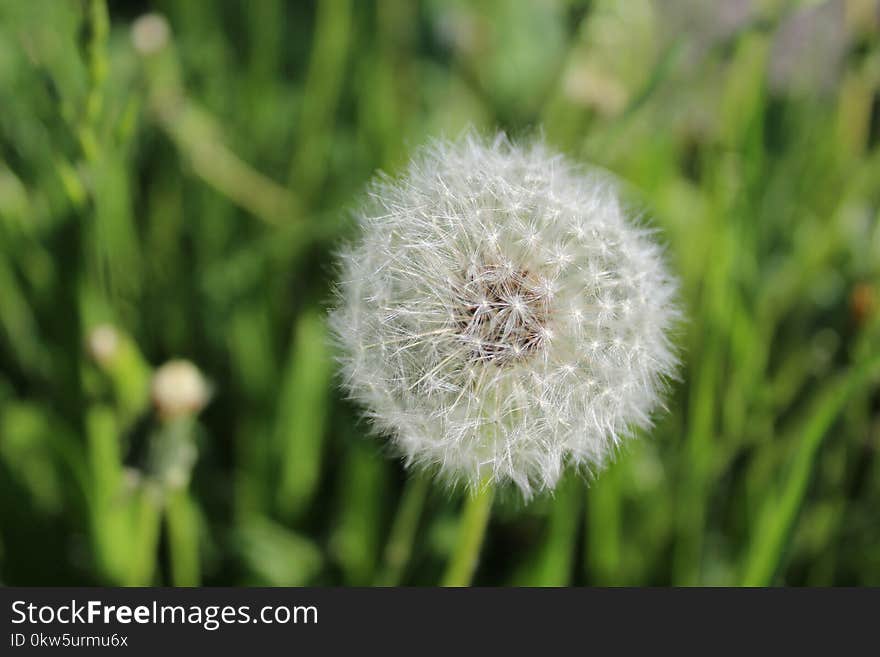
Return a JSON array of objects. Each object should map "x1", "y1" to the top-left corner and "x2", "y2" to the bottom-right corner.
[{"x1": 0, "y1": 0, "x2": 878, "y2": 585}]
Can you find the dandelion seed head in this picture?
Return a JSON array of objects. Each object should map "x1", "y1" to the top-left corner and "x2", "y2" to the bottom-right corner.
[{"x1": 331, "y1": 133, "x2": 679, "y2": 497}]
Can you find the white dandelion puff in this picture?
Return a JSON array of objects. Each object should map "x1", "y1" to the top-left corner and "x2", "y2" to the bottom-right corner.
[{"x1": 330, "y1": 132, "x2": 679, "y2": 498}]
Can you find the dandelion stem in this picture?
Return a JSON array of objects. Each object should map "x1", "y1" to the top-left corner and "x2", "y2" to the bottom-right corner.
[
  {"x1": 442, "y1": 482, "x2": 494, "y2": 587},
  {"x1": 376, "y1": 473, "x2": 429, "y2": 586}
]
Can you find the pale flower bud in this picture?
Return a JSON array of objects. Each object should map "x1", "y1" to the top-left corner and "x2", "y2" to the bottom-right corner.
[
  {"x1": 131, "y1": 13, "x2": 170, "y2": 56},
  {"x1": 87, "y1": 324, "x2": 120, "y2": 367},
  {"x1": 151, "y1": 359, "x2": 210, "y2": 419}
]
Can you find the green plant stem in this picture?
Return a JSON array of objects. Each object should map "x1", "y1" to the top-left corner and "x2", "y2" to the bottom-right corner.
[
  {"x1": 81, "y1": 0, "x2": 108, "y2": 157},
  {"x1": 139, "y1": 38, "x2": 299, "y2": 227},
  {"x1": 276, "y1": 310, "x2": 332, "y2": 520},
  {"x1": 159, "y1": 103, "x2": 299, "y2": 225},
  {"x1": 442, "y1": 483, "x2": 494, "y2": 587},
  {"x1": 165, "y1": 487, "x2": 201, "y2": 586},
  {"x1": 126, "y1": 486, "x2": 162, "y2": 586},
  {"x1": 376, "y1": 473, "x2": 429, "y2": 586},
  {"x1": 85, "y1": 406, "x2": 124, "y2": 581}
]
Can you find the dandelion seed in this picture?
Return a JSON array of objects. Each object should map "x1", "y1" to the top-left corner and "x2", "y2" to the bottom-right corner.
[{"x1": 330, "y1": 132, "x2": 679, "y2": 498}]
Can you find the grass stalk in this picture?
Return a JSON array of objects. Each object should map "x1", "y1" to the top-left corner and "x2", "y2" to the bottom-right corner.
[
  {"x1": 740, "y1": 353, "x2": 880, "y2": 585},
  {"x1": 165, "y1": 487, "x2": 201, "y2": 586},
  {"x1": 376, "y1": 473, "x2": 430, "y2": 586}
]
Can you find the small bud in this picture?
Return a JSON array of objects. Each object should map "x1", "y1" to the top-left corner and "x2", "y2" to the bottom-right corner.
[
  {"x1": 131, "y1": 13, "x2": 170, "y2": 56},
  {"x1": 87, "y1": 324, "x2": 120, "y2": 367},
  {"x1": 151, "y1": 360, "x2": 210, "y2": 419}
]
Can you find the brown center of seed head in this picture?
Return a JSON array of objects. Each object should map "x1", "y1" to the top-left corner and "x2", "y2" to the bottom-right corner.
[{"x1": 455, "y1": 263, "x2": 551, "y2": 364}]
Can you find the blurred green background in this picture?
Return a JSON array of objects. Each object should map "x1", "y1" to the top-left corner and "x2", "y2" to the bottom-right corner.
[{"x1": 1, "y1": 0, "x2": 879, "y2": 586}]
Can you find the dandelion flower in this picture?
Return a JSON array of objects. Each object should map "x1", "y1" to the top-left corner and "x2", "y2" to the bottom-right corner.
[{"x1": 331, "y1": 133, "x2": 678, "y2": 497}]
